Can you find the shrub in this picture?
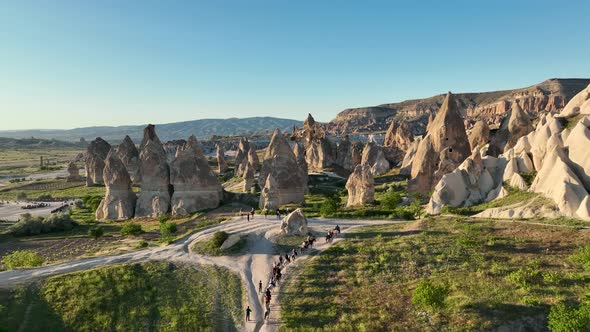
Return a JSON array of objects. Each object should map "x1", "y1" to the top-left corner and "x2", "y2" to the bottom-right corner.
[
  {"x1": 82, "y1": 195, "x2": 103, "y2": 212},
  {"x1": 37, "y1": 194, "x2": 53, "y2": 201},
  {"x1": 2, "y1": 250, "x2": 45, "y2": 270},
  {"x1": 136, "y1": 240, "x2": 149, "y2": 248},
  {"x1": 320, "y1": 194, "x2": 340, "y2": 217},
  {"x1": 74, "y1": 199, "x2": 84, "y2": 209},
  {"x1": 8, "y1": 212, "x2": 78, "y2": 236},
  {"x1": 120, "y1": 223, "x2": 143, "y2": 236},
  {"x1": 570, "y1": 245, "x2": 590, "y2": 271},
  {"x1": 380, "y1": 190, "x2": 403, "y2": 209},
  {"x1": 160, "y1": 222, "x2": 178, "y2": 238},
  {"x1": 548, "y1": 302, "x2": 590, "y2": 332},
  {"x1": 158, "y1": 213, "x2": 170, "y2": 224},
  {"x1": 212, "y1": 231, "x2": 229, "y2": 248},
  {"x1": 412, "y1": 279, "x2": 449, "y2": 310},
  {"x1": 88, "y1": 226, "x2": 104, "y2": 239},
  {"x1": 16, "y1": 192, "x2": 28, "y2": 201},
  {"x1": 507, "y1": 266, "x2": 541, "y2": 290}
]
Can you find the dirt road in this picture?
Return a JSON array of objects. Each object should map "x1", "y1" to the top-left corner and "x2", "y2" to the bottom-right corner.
[{"x1": 0, "y1": 215, "x2": 404, "y2": 332}]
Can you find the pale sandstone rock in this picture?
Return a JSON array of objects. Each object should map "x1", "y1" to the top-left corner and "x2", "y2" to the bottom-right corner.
[
  {"x1": 85, "y1": 137, "x2": 111, "y2": 186},
  {"x1": 135, "y1": 126, "x2": 171, "y2": 218},
  {"x1": 259, "y1": 174, "x2": 280, "y2": 211},
  {"x1": 280, "y1": 208, "x2": 309, "y2": 235},
  {"x1": 468, "y1": 120, "x2": 490, "y2": 150},
  {"x1": 409, "y1": 92, "x2": 470, "y2": 195},
  {"x1": 170, "y1": 135, "x2": 222, "y2": 216},
  {"x1": 509, "y1": 173, "x2": 528, "y2": 191},
  {"x1": 361, "y1": 141, "x2": 390, "y2": 175},
  {"x1": 530, "y1": 146, "x2": 588, "y2": 217},
  {"x1": 117, "y1": 135, "x2": 140, "y2": 184},
  {"x1": 258, "y1": 129, "x2": 306, "y2": 205},
  {"x1": 216, "y1": 144, "x2": 228, "y2": 174},
  {"x1": 66, "y1": 162, "x2": 81, "y2": 182},
  {"x1": 345, "y1": 164, "x2": 375, "y2": 207},
  {"x1": 561, "y1": 83, "x2": 590, "y2": 117},
  {"x1": 96, "y1": 150, "x2": 137, "y2": 221}
]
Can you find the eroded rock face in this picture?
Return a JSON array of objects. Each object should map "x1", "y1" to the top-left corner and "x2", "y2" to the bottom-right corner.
[
  {"x1": 242, "y1": 162, "x2": 254, "y2": 193},
  {"x1": 426, "y1": 148, "x2": 504, "y2": 215},
  {"x1": 361, "y1": 141, "x2": 390, "y2": 175},
  {"x1": 259, "y1": 174, "x2": 279, "y2": 211},
  {"x1": 345, "y1": 164, "x2": 375, "y2": 207},
  {"x1": 280, "y1": 208, "x2": 308, "y2": 235},
  {"x1": 468, "y1": 121, "x2": 490, "y2": 150},
  {"x1": 336, "y1": 136, "x2": 362, "y2": 171},
  {"x1": 247, "y1": 145, "x2": 260, "y2": 171},
  {"x1": 135, "y1": 126, "x2": 171, "y2": 218},
  {"x1": 383, "y1": 121, "x2": 414, "y2": 163},
  {"x1": 117, "y1": 135, "x2": 140, "y2": 184},
  {"x1": 305, "y1": 138, "x2": 336, "y2": 172},
  {"x1": 561, "y1": 83, "x2": 590, "y2": 117},
  {"x1": 216, "y1": 144, "x2": 228, "y2": 174},
  {"x1": 170, "y1": 135, "x2": 222, "y2": 216},
  {"x1": 409, "y1": 92, "x2": 471, "y2": 195},
  {"x1": 293, "y1": 143, "x2": 309, "y2": 191},
  {"x1": 489, "y1": 102, "x2": 534, "y2": 156},
  {"x1": 66, "y1": 162, "x2": 81, "y2": 182},
  {"x1": 235, "y1": 138, "x2": 250, "y2": 176},
  {"x1": 530, "y1": 145, "x2": 589, "y2": 217},
  {"x1": 565, "y1": 117, "x2": 590, "y2": 190},
  {"x1": 96, "y1": 150, "x2": 137, "y2": 221},
  {"x1": 85, "y1": 137, "x2": 111, "y2": 186},
  {"x1": 258, "y1": 129, "x2": 306, "y2": 205},
  {"x1": 400, "y1": 139, "x2": 420, "y2": 176}
]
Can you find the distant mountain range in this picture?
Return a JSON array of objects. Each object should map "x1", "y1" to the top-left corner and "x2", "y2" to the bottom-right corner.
[{"x1": 0, "y1": 117, "x2": 303, "y2": 143}]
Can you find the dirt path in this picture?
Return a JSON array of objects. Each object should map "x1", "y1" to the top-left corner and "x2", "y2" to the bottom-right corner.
[{"x1": 0, "y1": 215, "x2": 404, "y2": 331}]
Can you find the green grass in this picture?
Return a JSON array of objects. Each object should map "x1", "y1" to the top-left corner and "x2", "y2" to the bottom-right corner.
[
  {"x1": 0, "y1": 180, "x2": 107, "y2": 201},
  {"x1": 0, "y1": 261, "x2": 244, "y2": 332},
  {"x1": 442, "y1": 186, "x2": 541, "y2": 216},
  {"x1": 191, "y1": 234, "x2": 248, "y2": 256},
  {"x1": 279, "y1": 217, "x2": 590, "y2": 331}
]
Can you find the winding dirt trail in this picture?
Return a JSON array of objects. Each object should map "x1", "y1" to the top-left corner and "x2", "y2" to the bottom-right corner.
[{"x1": 0, "y1": 215, "x2": 404, "y2": 332}]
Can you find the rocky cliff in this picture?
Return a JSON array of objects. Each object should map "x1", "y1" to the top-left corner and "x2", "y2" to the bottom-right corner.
[{"x1": 327, "y1": 78, "x2": 590, "y2": 135}]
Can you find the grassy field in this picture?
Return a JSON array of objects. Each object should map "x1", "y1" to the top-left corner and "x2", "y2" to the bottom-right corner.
[
  {"x1": 0, "y1": 148, "x2": 83, "y2": 176},
  {"x1": 279, "y1": 217, "x2": 590, "y2": 331},
  {"x1": 0, "y1": 179, "x2": 107, "y2": 201},
  {"x1": 0, "y1": 261, "x2": 244, "y2": 332}
]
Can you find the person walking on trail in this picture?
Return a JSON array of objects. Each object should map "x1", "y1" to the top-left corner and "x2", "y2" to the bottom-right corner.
[
  {"x1": 247, "y1": 213, "x2": 250, "y2": 222},
  {"x1": 251, "y1": 208, "x2": 255, "y2": 218},
  {"x1": 259, "y1": 280, "x2": 263, "y2": 293},
  {"x1": 276, "y1": 210, "x2": 281, "y2": 220},
  {"x1": 264, "y1": 309, "x2": 270, "y2": 320},
  {"x1": 246, "y1": 306, "x2": 252, "y2": 321}
]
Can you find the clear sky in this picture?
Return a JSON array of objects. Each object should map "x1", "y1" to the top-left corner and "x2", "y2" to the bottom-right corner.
[{"x1": 1, "y1": 0, "x2": 589, "y2": 130}]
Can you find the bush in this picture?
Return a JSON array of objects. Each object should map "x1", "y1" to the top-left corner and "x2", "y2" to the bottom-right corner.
[
  {"x1": 320, "y1": 194, "x2": 340, "y2": 217},
  {"x1": 37, "y1": 194, "x2": 53, "y2": 201},
  {"x1": 74, "y1": 199, "x2": 84, "y2": 209},
  {"x1": 160, "y1": 222, "x2": 178, "y2": 238},
  {"x1": 88, "y1": 226, "x2": 104, "y2": 239},
  {"x1": 8, "y1": 212, "x2": 78, "y2": 236},
  {"x1": 120, "y1": 222, "x2": 143, "y2": 236},
  {"x1": 380, "y1": 190, "x2": 403, "y2": 209},
  {"x1": 82, "y1": 195, "x2": 103, "y2": 212},
  {"x1": 16, "y1": 192, "x2": 28, "y2": 201},
  {"x1": 2, "y1": 250, "x2": 45, "y2": 270},
  {"x1": 570, "y1": 245, "x2": 590, "y2": 271},
  {"x1": 136, "y1": 240, "x2": 149, "y2": 248},
  {"x1": 212, "y1": 231, "x2": 229, "y2": 248},
  {"x1": 548, "y1": 302, "x2": 590, "y2": 332},
  {"x1": 158, "y1": 213, "x2": 170, "y2": 224},
  {"x1": 412, "y1": 279, "x2": 449, "y2": 310}
]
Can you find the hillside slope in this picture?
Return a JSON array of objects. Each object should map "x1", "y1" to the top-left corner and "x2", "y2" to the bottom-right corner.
[
  {"x1": 328, "y1": 78, "x2": 590, "y2": 134},
  {"x1": 0, "y1": 117, "x2": 302, "y2": 143}
]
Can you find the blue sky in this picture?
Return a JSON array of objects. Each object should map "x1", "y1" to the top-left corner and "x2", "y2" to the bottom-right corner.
[{"x1": 1, "y1": 0, "x2": 589, "y2": 130}]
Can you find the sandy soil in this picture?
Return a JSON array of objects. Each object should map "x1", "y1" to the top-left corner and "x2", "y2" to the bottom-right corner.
[{"x1": 0, "y1": 215, "x2": 404, "y2": 332}]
